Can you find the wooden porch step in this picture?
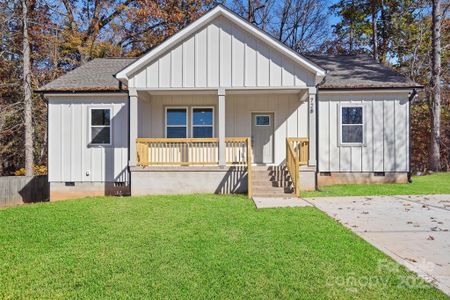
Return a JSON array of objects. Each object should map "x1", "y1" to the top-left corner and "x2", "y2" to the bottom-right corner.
[{"x1": 251, "y1": 164, "x2": 294, "y2": 197}]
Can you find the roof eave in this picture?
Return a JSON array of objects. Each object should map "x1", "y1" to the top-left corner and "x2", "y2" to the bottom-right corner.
[
  {"x1": 318, "y1": 85, "x2": 424, "y2": 90},
  {"x1": 36, "y1": 87, "x2": 128, "y2": 94}
]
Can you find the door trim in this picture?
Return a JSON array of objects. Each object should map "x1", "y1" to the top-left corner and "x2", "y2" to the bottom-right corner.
[{"x1": 251, "y1": 112, "x2": 275, "y2": 164}]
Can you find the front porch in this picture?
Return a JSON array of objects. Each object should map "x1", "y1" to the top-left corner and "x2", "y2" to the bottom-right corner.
[
  {"x1": 128, "y1": 88, "x2": 317, "y2": 197},
  {"x1": 131, "y1": 136, "x2": 311, "y2": 197}
]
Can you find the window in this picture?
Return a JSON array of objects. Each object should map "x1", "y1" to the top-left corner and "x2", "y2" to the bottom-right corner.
[
  {"x1": 255, "y1": 115, "x2": 271, "y2": 126},
  {"x1": 166, "y1": 107, "x2": 187, "y2": 138},
  {"x1": 192, "y1": 107, "x2": 214, "y2": 138},
  {"x1": 90, "y1": 108, "x2": 111, "y2": 145},
  {"x1": 340, "y1": 106, "x2": 364, "y2": 145}
]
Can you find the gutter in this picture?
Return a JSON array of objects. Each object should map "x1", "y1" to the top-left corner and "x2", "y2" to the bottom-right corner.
[
  {"x1": 35, "y1": 90, "x2": 129, "y2": 95},
  {"x1": 318, "y1": 86, "x2": 424, "y2": 91}
]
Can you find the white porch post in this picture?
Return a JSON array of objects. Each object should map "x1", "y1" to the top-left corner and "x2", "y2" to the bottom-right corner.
[
  {"x1": 308, "y1": 87, "x2": 317, "y2": 166},
  {"x1": 218, "y1": 88, "x2": 226, "y2": 167},
  {"x1": 129, "y1": 88, "x2": 138, "y2": 166}
]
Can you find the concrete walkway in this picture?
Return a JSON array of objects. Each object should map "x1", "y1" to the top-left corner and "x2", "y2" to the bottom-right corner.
[
  {"x1": 308, "y1": 194, "x2": 450, "y2": 296},
  {"x1": 252, "y1": 196, "x2": 311, "y2": 208}
]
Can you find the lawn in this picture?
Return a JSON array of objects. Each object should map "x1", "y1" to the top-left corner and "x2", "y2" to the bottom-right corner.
[
  {"x1": 0, "y1": 195, "x2": 446, "y2": 299},
  {"x1": 302, "y1": 172, "x2": 450, "y2": 198}
]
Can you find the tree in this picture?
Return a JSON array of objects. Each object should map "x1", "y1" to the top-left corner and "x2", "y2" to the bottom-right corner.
[
  {"x1": 273, "y1": 0, "x2": 330, "y2": 52},
  {"x1": 227, "y1": 0, "x2": 330, "y2": 53},
  {"x1": 22, "y1": 0, "x2": 33, "y2": 176},
  {"x1": 371, "y1": 0, "x2": 379, "y2": 61},
  {"x1": 430, "y1": 0, "x2": 442, "y2": 171},
  {"x1": 330, "y1": 0, "x2": 371, "y2": 54}
]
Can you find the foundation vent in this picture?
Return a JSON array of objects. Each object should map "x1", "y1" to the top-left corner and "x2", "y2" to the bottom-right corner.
[
  {"x1": 65, "y1": 182, "x2": 75, "y2": 186},
  {"x1": 319, "y1": 172, "x2": 331, "y2": 176},
  {"x1": 374, "y1": 172, "x2": 385, "y2": 177}
]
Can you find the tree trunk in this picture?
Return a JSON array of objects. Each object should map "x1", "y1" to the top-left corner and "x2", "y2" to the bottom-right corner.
[
  {"x1": 430, "y1": 0, "x2": 442, "y2": 171},
  {"x1": 248, "y1": 0, "x2": 254, "y2": 23},
  {"x1": 22, "y1": 0, "x2": 33, "y2": 176},
  {"x1": 371, "y1": 0, "x2": 379, "y2": 61},
  {"x1": 380, "y1": 0, "x2": 387, "y2": 62}
]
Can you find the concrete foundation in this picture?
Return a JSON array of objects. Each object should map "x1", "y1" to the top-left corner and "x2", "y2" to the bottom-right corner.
[
  {"x1": 317, "y1": 172, "x2": 408, "y2": 187},
  {"x1": 50, "y1": 182, "x2": 130, "y2": 201},
  {"x1": 299, "y1": 166, "x2": 316, "y2": 191},
  {"x1": 130, "y1": 166, "x2": 248, "y2": 195}
]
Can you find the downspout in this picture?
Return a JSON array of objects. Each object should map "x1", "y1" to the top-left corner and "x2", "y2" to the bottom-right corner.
[
  {"x1": 115, "y1": 74, "x2": 132, "y2": 189},
  {"x1": 408, "y1": 88, "x2": 418, "y2": 183}
]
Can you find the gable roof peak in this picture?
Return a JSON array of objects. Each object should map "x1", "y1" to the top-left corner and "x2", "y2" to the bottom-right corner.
[{"x1": 115, "y1": 4, "x2": 325, "y2": 81}]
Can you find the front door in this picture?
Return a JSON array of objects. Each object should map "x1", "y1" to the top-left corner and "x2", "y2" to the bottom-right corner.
[{"x1": 251, "y1": 113, "x2": 274, "y2": 164}]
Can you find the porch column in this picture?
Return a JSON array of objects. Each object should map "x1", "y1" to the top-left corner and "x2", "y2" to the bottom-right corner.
[
  {"x1": 308, "y1": 87, "x2": 317, "y2": 166},
  {"x1": 129, "y1": 88, "x2": 138, "y2": 166},
  {"x1": 218, "y1": 88, "x2": 226, "y2": 167}
]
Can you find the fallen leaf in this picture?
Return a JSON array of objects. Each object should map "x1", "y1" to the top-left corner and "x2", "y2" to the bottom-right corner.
[{"x1": 405, "y1": 257, "x2": 418, "y2": 262}]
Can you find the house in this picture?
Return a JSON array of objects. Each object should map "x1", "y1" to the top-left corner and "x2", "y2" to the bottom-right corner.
[{"x1": 39, "y1": 5, "x2": 421, "y2": 200}]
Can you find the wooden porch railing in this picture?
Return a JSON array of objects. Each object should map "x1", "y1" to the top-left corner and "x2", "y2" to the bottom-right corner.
[
  {"x1": 136, "y1": 137, "x2": 253, "y2": 198},
  {"x1": 286, "y1": 138, "x2": 309, "y2": 197},
  {"x1": 287, "y1": 138, "x2": 309, "y2": 166}
]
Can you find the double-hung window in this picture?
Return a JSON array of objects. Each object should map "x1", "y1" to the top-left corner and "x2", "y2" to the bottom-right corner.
[
  {"x1": 192, "y1": 107, "x2": 214, "y2": 138},
  {"x1": 340, "y1": 105, "x2": 364, "y2": 145},
  {"x1": 90, "y1": 108, "x2": 111, "y2": 145},
  {"x1": 166, "y1": 107, "x2": 188, "y2": 138}
]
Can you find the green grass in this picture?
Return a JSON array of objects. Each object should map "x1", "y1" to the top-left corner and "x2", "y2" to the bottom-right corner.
[
  {"x1": 0, "y1": 195, "x2": 446, "y2": 299},
  {"x1": 302, "y1": 172, "x2": 450, "y2": 198}
]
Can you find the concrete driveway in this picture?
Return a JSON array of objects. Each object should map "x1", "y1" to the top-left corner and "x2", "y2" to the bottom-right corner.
[{"x1": 308, "y1": 194, "x2": 450, "y2": 296}]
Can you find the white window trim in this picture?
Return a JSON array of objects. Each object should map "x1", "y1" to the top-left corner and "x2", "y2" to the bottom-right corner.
[
  {"x1": 165, "y1": 106, "x2": 188, "y2": 138},
  {"x1": 339, "y1": 104, "x2": 365, "y2": 146},
  {"x1": 89, "y1": 107, "x2": 112, "y2": 146},
  {"x1": 255, "y1": 114, "x2": 272, "y2": 127},
  {"x1": 191, "y1": 106, "x2": 215, "y2": 138}
]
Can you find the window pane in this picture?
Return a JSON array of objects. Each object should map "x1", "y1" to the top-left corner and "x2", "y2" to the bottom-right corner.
[
  {"x1": 193, "y1": 108, "x2": 213, "y2": 126},
  {"x1": 167, "y1": 127, "x2": 187, "y2": 138},
  {"x1": 342, "y1": 125, "x2": 363, "y2": 143},
  {"x1": 167, "y1": 109, "x2": 187, "y2": 126},
  {"x1": 256, "y1": 115, "x2": 270, "y2": 126},
  {"x1": 91, "y1": 127, "x2": 110, "y2": 144},
  {"x1": 91, "y1": 109, "x2": 110, "y2": 125},
  {"x1": 193, "y1": 126, "x2": 213, "y2": 138},
  {"x1": 342, "y1": 107, "x2": 362, "y2": 124}
]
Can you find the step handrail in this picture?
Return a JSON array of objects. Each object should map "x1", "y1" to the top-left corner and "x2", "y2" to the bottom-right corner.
[{"x1": 286, "y1": 139, "x2": 301, "y2": 197}]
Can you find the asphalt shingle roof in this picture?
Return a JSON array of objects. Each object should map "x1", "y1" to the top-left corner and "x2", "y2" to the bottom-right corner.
[
  {"x1": 38, "y1": 58, "x2": 136, "y2": 92},
  {"x1": 39, "y1": 55, "x2": 420, "y2": 92},
  {"x1": 306, "y1": 54, "x2": 421, "y2": 89}
]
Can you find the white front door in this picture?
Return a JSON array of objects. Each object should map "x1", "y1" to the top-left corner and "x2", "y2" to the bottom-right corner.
[{"x1": 251, "y1": 113, "x2": 274, "y2": 164}]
